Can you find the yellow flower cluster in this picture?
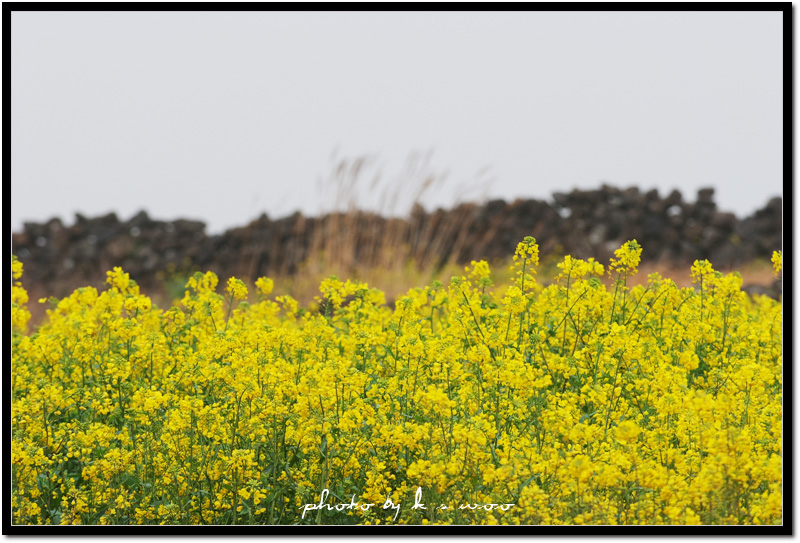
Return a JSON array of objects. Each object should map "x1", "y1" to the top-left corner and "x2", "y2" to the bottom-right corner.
[
  {"x1": 12, "y1": 255, "x2": 31, "y2": 333},
  {"x1": 255, "y1": 277, "x2": 274, "y2": 297},
  {"x1": 772, "y1": 251, "x2": 782, "y2": 278},
  {"x1": 226, "y1": 277, "x2": 248, "y2": 301},
  {"x1": 609, "y1": 239, "x2": 642, "y2": 275},
  {"x1": 11, "y1": 240, "x2": 782, "y2": 525}
]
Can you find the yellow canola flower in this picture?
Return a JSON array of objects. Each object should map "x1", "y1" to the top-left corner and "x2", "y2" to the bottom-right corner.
[
  {"x1": 690, "y1": 259, "x2": 715, "y2": 284},
  {"x1": 9, "y1": 239, "x2": 783, "y2": 527},
  {"x1": 255, "y1": 276, "x2": 274, "y2": 296},
  {"x1": 11, "y1": 256, "x2": 31, "y2": 333},
  {"x1": 226, "y1": 277, "x2": 248, "y2": 301},
  {"x1": 615, "y1": 420, "x2": 642, "y2": 444},
  {"x1": 466, "y1": 260, "x2": 492, "y2": 284},
  {"x1": 556, "y1": 255, "x2": 604, "y2": 280},
  {"x1": 609, "y1": 240, "x2": 642, "y2": 275},
  {"x1": 513, "y1": 236, "x2": 540, "y2": 267},
  {"x1": 12, "y1": 255, "x2": 23, "y2": 280},
  {"x1": 772, "y1": 250, "x2": 782, "y2": 278},
  {"x1": 106, "y1": 266, "x2": 132, "y2": 292}
]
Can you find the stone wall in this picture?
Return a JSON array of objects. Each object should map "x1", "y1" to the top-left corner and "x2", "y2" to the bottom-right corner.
[{"x1": 12, "y1": 185, "x2": 782, "y2": 297}]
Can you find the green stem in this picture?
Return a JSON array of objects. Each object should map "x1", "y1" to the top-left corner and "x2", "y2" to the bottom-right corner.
[{"x1": 224, "y1": 294, "x2": 235, "y2": 333}]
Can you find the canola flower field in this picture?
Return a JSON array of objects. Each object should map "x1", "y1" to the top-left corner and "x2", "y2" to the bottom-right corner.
[{"x1": 11, "y1": 239, "x2": 783, "y2": 525}]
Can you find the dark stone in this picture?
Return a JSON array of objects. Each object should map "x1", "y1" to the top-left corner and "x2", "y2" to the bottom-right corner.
[
  {"x1": 10, "y1": 186, "x2": 782, "y2": 298},
  {"x1": 697, "y1": 187, "x2": 715, "y2": 204}
]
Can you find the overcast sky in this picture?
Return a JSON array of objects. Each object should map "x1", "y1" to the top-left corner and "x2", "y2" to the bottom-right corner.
[{"x1": 11, "y1": 10, "x2": 783, "y2": 234}]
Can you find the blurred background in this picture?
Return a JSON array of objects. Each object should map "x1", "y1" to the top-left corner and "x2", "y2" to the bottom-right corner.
[{"x1": 11, "y1": 10, "x2": 784, "y2": 321}]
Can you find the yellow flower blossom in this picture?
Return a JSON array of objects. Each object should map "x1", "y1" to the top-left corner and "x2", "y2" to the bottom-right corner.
[
  {"x1": 10, "y1": 240, "x2": 783, "y2": 526},
  {"x1": 225, "y1": 277, "x2": 248, "y2": 301},
  {"x1": 609, "y1": 240, "x2": 642, "y2": 275},
  {"x1": 772, "y1": 250, "x2": 782, "y2": 278},
  {"x1": 255, "y1": 276, "x2": 274, "y2": 296}
]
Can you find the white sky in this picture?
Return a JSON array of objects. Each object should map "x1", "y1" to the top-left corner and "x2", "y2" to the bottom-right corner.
[{"x1": 11, "y1": 10, "x2": 784, "y2": 234}]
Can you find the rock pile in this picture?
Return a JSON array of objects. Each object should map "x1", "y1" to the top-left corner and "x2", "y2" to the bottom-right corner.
[{"x1": 12, "y1": 185, "x2": 782, "y2": 298}]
